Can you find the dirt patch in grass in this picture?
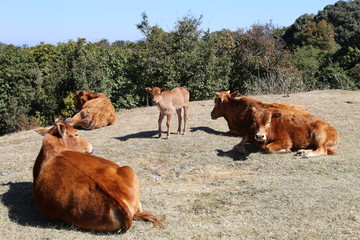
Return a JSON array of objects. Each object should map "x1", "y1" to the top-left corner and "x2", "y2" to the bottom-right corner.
[{"x1": 1, "y1": 90, "x2": 360, "y2": 239}]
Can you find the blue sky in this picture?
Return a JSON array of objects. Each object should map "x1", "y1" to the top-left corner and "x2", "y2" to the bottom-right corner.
[{"x1": 0, "y1": 0, "x2": 338, "y2": 46}]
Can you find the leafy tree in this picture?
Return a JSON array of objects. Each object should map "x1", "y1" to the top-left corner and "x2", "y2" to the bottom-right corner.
[
  {"x1": 296, "y1": 20, "x2": 337, "y2": 51},
  {"x1": 230, "y1": 23, "x2": 302, "y2": 94},
  {"x1": 315, "y1": 0, "x2": 360, "y2": 46},
  {"x1": 283, "y1": 14, "x2": 315, "y2": 49},
  {"x1": 0, "y1": 45, "x2": 40, "y2": 135}
]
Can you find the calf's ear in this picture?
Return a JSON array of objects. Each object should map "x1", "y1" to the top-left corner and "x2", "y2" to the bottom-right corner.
[
  {"x1": 49, "y1": 122, "x2": 67, "y2": 137},
  {"x1": 230, "y1": 90, "x2": 239, "y2": 98},
  {"x1": 160, "y1": 87, "x2": 167, "y2": 92}
]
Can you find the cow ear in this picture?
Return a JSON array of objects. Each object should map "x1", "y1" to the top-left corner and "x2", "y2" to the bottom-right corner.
[
  {"x1": 161, "y1": 88, "x2": 167, "y2": 92},
  {"x1": 54, "y1": 122, "x2": 67, "y2": 137},
  {"x1": 77, "y1": 91, "x2": 84, "y2": 96},
  {"x1": 272, "y1": 112, "x2": 282, "y2": 118},
  {"x1": 34, "y1": 127, "x2": 50, "y2": 136},
  {"x1": 145, "y1": 88, "x2": 152, "y2": 92},
  {"x1": 230, "y1": 90, "x2": 239, "y2": 98},
  {"x1": 214, "y1": 92, "x2": 219, "y2": 96}
]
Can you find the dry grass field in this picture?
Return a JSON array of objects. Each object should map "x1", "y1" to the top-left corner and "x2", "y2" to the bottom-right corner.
[{"x1": 1, "y1": 90, "x2": 360, "y2": 240}]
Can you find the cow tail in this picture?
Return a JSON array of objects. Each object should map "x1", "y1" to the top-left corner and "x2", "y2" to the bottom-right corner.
[
  {"x1": 133, "y1": 211, "x2": 166, "y2": 228},
  {"x1": 327, "y1": 128, "x2": 340, "y2": 155}
]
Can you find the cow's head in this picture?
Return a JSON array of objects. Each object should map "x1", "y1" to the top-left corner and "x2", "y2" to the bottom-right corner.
[
  {"x1": 251, "y1": 107, "x2": 282, "y2": 142},
  {"x1": 210, "y1": 90, "x2": 238, "y2": 119},
  {"x1": 74, "y1": 90, "x2": 97, "y2": 112},
  {"x1": 145, "y1": 87, "x2": 167, "y2": 104},
  {"x1": 36, "y1": 120, "x2": 93, "y2": 154}
]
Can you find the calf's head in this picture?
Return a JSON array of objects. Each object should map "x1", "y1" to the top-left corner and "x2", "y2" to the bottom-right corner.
[
  {"x1": 251, "y1": 107, "x2": 282, "y2": 142},
  {"x1": 145, "y1": 87, "x2": 167, "y2": 104},
  {"x1": 74, "y1": 90, "x2": 98, "y2": 112},
  {"x1": 211, "y1": 90, "x2": 238, "y2": 119},
  {"x1": 36, "y1": 120, "x2": 93, "y2": 154}
]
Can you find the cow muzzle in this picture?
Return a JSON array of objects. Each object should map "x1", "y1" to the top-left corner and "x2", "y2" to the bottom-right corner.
[
  {"x1": 254, "y1": 134, "x2": 266, "y2": 142},
  {"x1": 85, "y1": 144, "x2": 94, "y2": 154},
  {"x1": 210, "y1": 111, "x2": 218, "y2": 120}
]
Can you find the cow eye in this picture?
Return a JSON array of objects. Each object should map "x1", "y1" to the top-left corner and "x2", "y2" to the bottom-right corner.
[{"x1": 74, "y1": 133, "x2": 79, "y2": 137}]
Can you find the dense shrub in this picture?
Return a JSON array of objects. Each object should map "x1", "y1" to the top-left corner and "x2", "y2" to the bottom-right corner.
[
  {"x1": 0, "y1": 45, "x2": 40, "y2": 135},
  {"x1": 1, "y1": 2, "x2": 360, "y2": 135}
]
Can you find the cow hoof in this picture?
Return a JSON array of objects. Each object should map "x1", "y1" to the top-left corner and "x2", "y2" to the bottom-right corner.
[
  {"x1": 234, "y1": 144, "x2": 246, "y2": 154},
  {"x1": 296, "y1": 150, "x2": 306, "y2": 156}
]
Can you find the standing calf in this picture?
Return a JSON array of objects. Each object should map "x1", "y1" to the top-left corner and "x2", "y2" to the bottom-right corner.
[{"x1": 146, "y1": 87, "x2": 189, "y2": 138}]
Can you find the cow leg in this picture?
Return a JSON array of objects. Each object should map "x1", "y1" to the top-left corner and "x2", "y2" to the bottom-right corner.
[
  {"x1": 176, "y1": 109, "x2": 182, "y2": 134},
  {"x1": 265, "y1": 141, "x2": 291, "y2": 154},
  {"x1": 166, "y1": 113, "x2": 172, "y2": 139},
  {"x1": 297, "y1": 123, "x2": 333, "y2": 157},
  {"x1": 183, "y1": 105, "x2": 188, "y2": 135},
  {"x1": 233, "y1": 136, "x2": 249, "y2": 154},
  {"x1": 158, "y1": 113, "x2": 165, "y2": 138}
]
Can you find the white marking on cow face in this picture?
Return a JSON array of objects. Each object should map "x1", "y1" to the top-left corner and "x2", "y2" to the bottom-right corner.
[{"x1": 252, "y1": 108, "x2": 272, "y2": 142}]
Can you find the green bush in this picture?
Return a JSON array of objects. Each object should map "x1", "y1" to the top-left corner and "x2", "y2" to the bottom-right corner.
[{"x1": 0, "y1": 45, "x2": 40, "y2": 135}]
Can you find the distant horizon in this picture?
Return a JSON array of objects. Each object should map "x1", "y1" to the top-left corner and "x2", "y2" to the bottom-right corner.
[{"x1": 0, "y1": 0, "x2": 338, "y2": 47}]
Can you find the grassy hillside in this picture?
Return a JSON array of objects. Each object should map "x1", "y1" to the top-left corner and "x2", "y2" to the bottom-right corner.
[{"x1": 1, "y1": 90, "x2": 360, "y2": 239}]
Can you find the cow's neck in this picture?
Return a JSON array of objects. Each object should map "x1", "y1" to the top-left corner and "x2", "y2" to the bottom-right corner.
[
  {"x1": 225, "y1": 97, "x2": 253, "y2": 134},
  {"x1": 33, "y1": 134, "x2": 65, "y2": 184}
]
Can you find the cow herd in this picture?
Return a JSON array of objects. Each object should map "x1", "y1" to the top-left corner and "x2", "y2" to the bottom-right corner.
[{"x1": 32, "y1": 87, "x2": 339, "y2": 233}]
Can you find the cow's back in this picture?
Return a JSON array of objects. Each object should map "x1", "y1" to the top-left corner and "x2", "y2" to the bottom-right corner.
[
  {"x1": 34, "y1": 151, "x2": 138, "y2": 231},
  {"x1": 161, "y1": 87, "x2": 189, "y2": 110}
]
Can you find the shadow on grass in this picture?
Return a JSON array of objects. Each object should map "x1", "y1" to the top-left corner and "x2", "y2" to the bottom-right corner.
[
  {"x1": 114, "y1": 130, "x2": 158, "y2": 141},
  {"x1": 0, "y1": 182, "x2": 124, "y2": 235},
  {"x1": 216, "y1": 144, "x2": 259, "y2": 161},
  {"x1": 0, "y1": 182, "x2": 61, "y2": 228},
  {"x1": 190, "y1": 126, "x2": 227, "y2": 136}
]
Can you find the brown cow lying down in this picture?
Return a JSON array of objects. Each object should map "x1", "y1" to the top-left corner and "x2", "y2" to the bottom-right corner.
[
  {"x1": 69, "y1": 90, "x2": 116, "y2": 130},
  {"x1": 250, "y1": 106, "x2": 339, "y2": 157},
  {"x1": 210, "y1": 90, "x2": 308, "y2": 153},
  {"x1": 33, "y1": 121, "x2": 165, "y2": 232},
  {"x1": 146, "y1": 87, "x2": 190, "y2": 138}
]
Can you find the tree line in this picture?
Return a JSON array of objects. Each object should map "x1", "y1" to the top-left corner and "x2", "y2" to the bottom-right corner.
[{"x1": 0, "y1": 0, "x2": 359, "y2": 135}]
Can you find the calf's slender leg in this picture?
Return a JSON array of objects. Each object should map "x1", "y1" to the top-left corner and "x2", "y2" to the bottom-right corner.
[
  {"x1": 166, "y1": 113, "x2": 172, "y2": 138},
  {"x1": 183, "y1": 105, "x2": 188, "y2": 135},
  {"x1": 158, "y1": 113, "x2": 164, "y2": 137},
  {"x1": 176, "y1": 109, "x2": 182, "y2": 134}
]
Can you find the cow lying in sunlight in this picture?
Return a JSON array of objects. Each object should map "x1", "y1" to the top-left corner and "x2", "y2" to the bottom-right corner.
[
  {"x1": 69, "y1": 90, "x2": 116, "y2": 130},
  {"x1": 33, "y1": 121, "x2": 165, "y2": 232},
  {"x1": 249, "y1": 106, "x2": 339, "y2": 157}
]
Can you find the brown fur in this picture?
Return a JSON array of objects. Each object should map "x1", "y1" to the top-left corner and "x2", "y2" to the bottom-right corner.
[
  {"x1": 146, "y1": 87, "x2": 190, "y2": 138},
  {"x1": 250, "y1": 107, "x2": 339, "y2": 157},
  {"x1": 210, "y1": 91, "x2": 308, "y2": 153},
  {"x1": 33, "y1": 121, "x2": 165, "y2": 232},
  {"x1": 70, "y1": 90, "x2": 116, "y2": 130}
]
